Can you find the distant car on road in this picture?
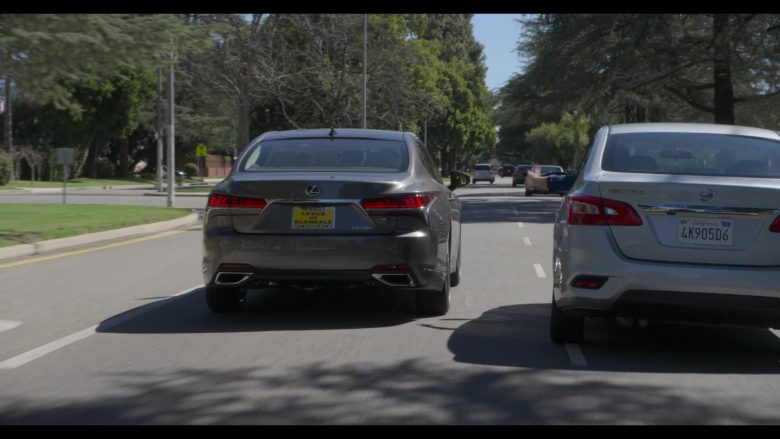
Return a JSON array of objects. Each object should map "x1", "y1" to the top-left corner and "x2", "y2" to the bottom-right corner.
[
  {"x1": 524, "y1": 164, "x2": 564, "y2": 196},
  {"x1": 551, "y1": 122, "x2": 780, "y2": 343},
  {"x1": 472, "y1": 163, "x2": 495, "y2": 184},
  {"x1": 498, "y1": 164, "x2": 516, "y2": 177},
  {"x1": 512, "y1": 164, "x2": 533, "y2": 187},
  {"x1": 203, "y1": 128, "x2": 471, "y2": 316}
]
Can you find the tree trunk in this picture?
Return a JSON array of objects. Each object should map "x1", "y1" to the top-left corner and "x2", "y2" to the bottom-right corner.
[
  {"x1": 4, "y1": 78, "x2": 14, "y2": 181},
  {"x1": 712, "y1": 15, "x2": 736, "y2": 125},
  {"x1": 84, "y1": 133, "x2": 100, "y2": 178},
  {"x1": 118, "y1": 137, "x2": 129, "y2": 177}
]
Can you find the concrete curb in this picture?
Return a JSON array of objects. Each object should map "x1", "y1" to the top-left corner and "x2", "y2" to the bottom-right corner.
[{"x1": 0, "y1": 212, "x2": 200, "y2": 263}]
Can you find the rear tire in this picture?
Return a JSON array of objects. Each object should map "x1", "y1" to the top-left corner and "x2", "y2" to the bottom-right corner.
[
  {"x1": 450, "y1": 244, "x2": 461, "y2": 287},
  {"x1": 206, "y1": 286, "x2": 246, "y2": 313},
  {"x1": 549, "y1": 295, "x2": 584, "y2": 344},
  {"x1": 417, "y1": 256, "x2": 451, "y2": 316},
  {"x1": 525, "y1": 187, "x2": 532, "y2": 196},
  {"x1": 512, "y1": 182, "x2": 516, "y2": 187},
  {"x1": 490, "y1": 179, "x2": 494, "y2": 184}
]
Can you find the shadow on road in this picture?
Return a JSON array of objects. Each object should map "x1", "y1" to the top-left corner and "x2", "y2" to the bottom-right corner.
[
  {"x1": 97, "y1": 286, "x2": 416, "y2": 334},
  {"x1": 460, "y1": 198, "x2": 561, "y2": 224},
  {"x1": 2, "y1": 354, "x2": 776, "y2": 424},
  {"x1": 448, "y1": 303, "x2": 780, "y2": 374}
]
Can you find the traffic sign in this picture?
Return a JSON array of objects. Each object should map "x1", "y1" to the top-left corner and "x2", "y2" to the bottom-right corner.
[{"x1": 196, "y1": 143, "x2": 208, "y2": 158}]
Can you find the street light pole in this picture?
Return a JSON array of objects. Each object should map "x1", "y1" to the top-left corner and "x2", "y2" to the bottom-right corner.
[
  {"x1": 166, "y1": 54, "x2": 175, "y2": 208},
  {"x1": 156, "y1": 68, "x2": 163, "y2": 192},
  {"x1": 362, "y1": 14, "x2": 367, "y2": 129}
]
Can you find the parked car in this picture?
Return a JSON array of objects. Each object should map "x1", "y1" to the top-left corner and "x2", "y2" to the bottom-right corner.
[
  {"x1": 203, "y1": 128, "x2": 471, "y2": 316},
  {"x1": 511, "y1": 164, "x2": 533, "y2": 187},
  {"x1": 472, "y1": 163, "x2": 496, "y2": 184},
  {"x1": 498, "y1": 164, "x2": 516, "y2": 177},
  {"x1": 524, "y1": 164, "x2": 564, "y2": 196},
  {"x1": 551, "y1": 122, "x2": 780, "y2": 343}
]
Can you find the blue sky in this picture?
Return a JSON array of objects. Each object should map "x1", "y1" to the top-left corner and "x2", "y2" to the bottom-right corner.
[{"x1": 471, "y1": 14, "x2": 527, "y2": 92}]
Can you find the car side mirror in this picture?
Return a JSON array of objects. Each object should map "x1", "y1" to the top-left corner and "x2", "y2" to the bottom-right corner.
[{"x1": 448, "y1": 171, "x2": 471, "y2": 190}]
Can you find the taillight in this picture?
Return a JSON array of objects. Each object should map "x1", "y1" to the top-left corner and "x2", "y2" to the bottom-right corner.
[
  {"x1": 770, "y1": 216, "x2": 780, "y2": 233},
  {"x1": 208, "y1": 193, "x2": 267, "y2": 209},
  {"x1": 361, "y1": 194, "x2": 434, "y2": 210},
  {"x1": 568, "y1": 195, "x2": 642, "y2": 226}
]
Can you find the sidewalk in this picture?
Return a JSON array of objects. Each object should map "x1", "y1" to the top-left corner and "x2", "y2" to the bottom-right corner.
[{"x1": 0, "y1": 211, "x2": 200, "y2": 263}]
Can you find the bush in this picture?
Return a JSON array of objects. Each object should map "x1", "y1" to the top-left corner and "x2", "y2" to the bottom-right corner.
[
  {"x1": 96, "y1": 157, "x2": 116, "y2": 179},
  {"x1": 0, "y1": 154, "x2": 11, "y2": 185},
  {"x1": 183, "y1": 162, "x2": 199, "y2": 178}
]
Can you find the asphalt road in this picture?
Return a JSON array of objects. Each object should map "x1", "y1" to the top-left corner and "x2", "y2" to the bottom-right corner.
[{"x1": 1, "y1": 176, "x2": 780, "y2": 424}]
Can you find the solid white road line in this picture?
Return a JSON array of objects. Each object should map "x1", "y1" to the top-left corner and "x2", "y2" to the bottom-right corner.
[
  {"x1": 565, "y1": 343, "x2": 588, "y2": 368},
  {"x1": 0, "y1": 320, "x2": 22, "y2": 333},
  {"x1": 523, "y1": 237, "x2": 532, "y2": 246},
  {"x1": 533, "y1": 264, "x2": 546, "y2": 278},
  {"x1": 0, "y1": 284, "x2": 201, "y2": 370}
]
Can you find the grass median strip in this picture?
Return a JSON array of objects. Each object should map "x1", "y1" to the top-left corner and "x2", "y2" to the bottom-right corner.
[{"x1": 0, "y1": 204, "x2": 192, "y2": 248}]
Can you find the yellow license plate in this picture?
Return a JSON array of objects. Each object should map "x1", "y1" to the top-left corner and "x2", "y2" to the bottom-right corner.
[{"x1": 292, "y1": 206, "x2": 335, "y2": 229}]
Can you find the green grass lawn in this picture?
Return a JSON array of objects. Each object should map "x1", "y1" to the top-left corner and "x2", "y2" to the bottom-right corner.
[{"x1": 0, "y1": 204, "x2": 192, "y2": 247}]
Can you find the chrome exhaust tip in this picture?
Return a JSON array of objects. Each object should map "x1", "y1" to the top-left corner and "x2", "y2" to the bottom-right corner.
[
  {"x1": 214, "y1": 272, "x2": 253, "y2": 286},
  {"x1": 371, "y1": 273, "x2": 416, "y2": 287}
]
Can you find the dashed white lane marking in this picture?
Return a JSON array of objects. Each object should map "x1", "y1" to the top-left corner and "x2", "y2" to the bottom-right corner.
[
  {"x1": 0, "y1": 320, "x2": 22, "y2": 333},
  {"x1": 0, "y1": 285, "x2": 201, "y2": 370},
  {"x1": 565, "y1": 343, "x2": 588, "y2": 368},
  {"x1": 517, "y1": 222, "x2": 524, "y2": 228},
  {"x1": 533, "y1": 264, "x2": 546, "y2": 278},
  {"x1": 523, "y1": 237, "x2": 532, "y2": 246}
]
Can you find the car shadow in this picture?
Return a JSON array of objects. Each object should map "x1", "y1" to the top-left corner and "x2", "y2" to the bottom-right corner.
[
  {"x1": 448, "y1": 303, "x2": 780, "y2": 374},
  {"x1": 97, "y1": 286, "x2": 417, "y2": 334}
]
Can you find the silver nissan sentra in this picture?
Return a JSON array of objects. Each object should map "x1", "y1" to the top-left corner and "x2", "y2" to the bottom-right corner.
[
  {"x1": 552, "y1": 123, "x2": 780, "y2": 343},
  {"x1": 203, "y1": 128, "x2": 470, "y2": 315}
]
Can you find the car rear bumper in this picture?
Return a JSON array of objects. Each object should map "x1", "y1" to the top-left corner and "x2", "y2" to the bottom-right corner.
[
  {"x1": 555, "y1": 226, "x2": 780, "y2": 327},
  {"x1": 203, "y1": 229, "x2": 447, "y2": 290}
]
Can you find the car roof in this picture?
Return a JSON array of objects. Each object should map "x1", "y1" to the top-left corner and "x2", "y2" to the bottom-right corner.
[
  {"x1": 608, "y1": 122, "x2": 780, "y2": 140},
  {"x1": 259, "y1": 128, "x2": 407, "y2": 142}
]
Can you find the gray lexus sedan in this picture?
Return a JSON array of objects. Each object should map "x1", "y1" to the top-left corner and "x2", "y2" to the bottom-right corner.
[
  {"x1": 552, "y1": 123, "x2": 780, "y2": 343},
  {"x1": 203, "y1": 128, "x2": 470, "y2": 316}
]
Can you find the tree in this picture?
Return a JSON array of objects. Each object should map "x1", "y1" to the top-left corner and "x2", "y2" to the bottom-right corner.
[
  {"x1": 501, "y1": 14, "x2": 780, "y2": 128},
  {"x1": 0, "y1": 14, "x2": 207, "y2": 179}
]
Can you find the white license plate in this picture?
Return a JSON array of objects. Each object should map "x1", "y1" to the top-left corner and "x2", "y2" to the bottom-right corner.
[
  {"x1": 292, "y1": 206, "x2": 335, "y2": 230},
  {"x1": 678, "y1": 218, "x2": 733, "y2": 246}
]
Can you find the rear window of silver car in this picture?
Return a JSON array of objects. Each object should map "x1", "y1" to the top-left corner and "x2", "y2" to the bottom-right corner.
[
  {"x1": 240, "y1": 138, "x2": 409, "y2": 172},
  {"x1": 474, "y1": 165, "x2": 492, "y2": 171},
  {"x1": 602, "y1": 132, "x2": 780, "y2": 178}
]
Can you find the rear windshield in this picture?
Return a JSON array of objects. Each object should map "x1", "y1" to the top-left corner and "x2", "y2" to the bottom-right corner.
[
  {"x1": 240, "y1": 138, "x2": 409, "y2": 172},
  {"x1": 602, "y1": 132, "x2": 780, "y2": 178},
  {"x1": 474, "y1": 165, "x2": 492, "y2": 171},
  {"x1": 541, "y1": 166, "x2": 563, "y2": 174}
]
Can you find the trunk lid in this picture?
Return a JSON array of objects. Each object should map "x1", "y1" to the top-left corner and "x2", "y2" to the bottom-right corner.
[
  {"x1": 597, "y1": 172, "x2": 780, "y2": 266},
  {"x1": 228, "y1": 172, "x2": 410, "y2": 235}
]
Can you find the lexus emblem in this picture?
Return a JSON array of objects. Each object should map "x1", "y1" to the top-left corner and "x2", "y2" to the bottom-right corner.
[
  {"x1": 699, "y1": 189, "x2": 714, "y2": 202},
  {"x1": 305, "y1": 185, "x2": 321, "y2": 197}
]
